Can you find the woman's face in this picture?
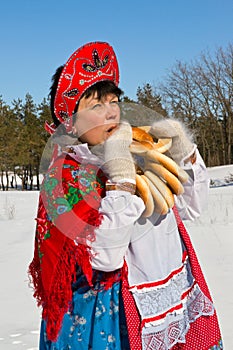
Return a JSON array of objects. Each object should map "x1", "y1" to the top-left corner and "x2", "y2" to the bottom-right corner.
[{"x1": 72, "y1": 92, "x2": 121, "y2": 146}]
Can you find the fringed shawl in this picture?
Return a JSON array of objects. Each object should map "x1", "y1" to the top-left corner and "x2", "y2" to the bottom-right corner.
[{"x1": 28, "y1": 154, "x2": 107, "y2": 341}]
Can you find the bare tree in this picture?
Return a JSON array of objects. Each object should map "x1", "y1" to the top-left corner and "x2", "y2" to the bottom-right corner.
[{"x1": 159, "y1": 43, "x2": 233, "y2": 166}]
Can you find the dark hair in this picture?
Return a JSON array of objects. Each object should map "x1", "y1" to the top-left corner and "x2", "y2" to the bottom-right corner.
[
  {"x1": 49, "y1": 67, "x2": 123, "y2": 128},
  {"x1": 49, "y1": 65, "x2": 64, "y2": 126},
  {"x1": 73, "y1": 80, "x2": 123, "y2": 113}
]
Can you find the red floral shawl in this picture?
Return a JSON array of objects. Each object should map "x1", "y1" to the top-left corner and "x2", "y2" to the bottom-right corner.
[{"x1": 28, "y1": 153, "x2": 107, "y2": 341}]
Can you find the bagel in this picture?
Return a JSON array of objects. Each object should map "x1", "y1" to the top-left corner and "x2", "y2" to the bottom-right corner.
[
  {"x1": 137, "y1": 125, "x2": 152, "y2": 133},
  {"x1": 132, "y1": 126, "x2": 154, "y2": 143},
  {"x1": 153, "y1": 138, "x2": 173, "y2": 153},
  {"x1": 142, "y1": 175, "x2": 169, "y2": 215},
  {"x1": 136, "y1": 174, "x2": 154, "y2": 217},
  {"x1": 145, "y1": 162, "x2": 184, "y2": 195},
  {"x1": 131, "y1": 127, "x2": 173, "y2": 155},
  {"x1": 130, "y1": 140, "x2": 149, "y2": 154},
  {"x1": 140, "y1": 140, "x2": 155, "y2": 150},
  {"x1": 144, "y1": 170, "x2": 175, "y2": 208},
  {"x1": 145, "y1": 149, "x2": 189, "y2": 183},
  {"x1": 130, "y1": 138, "x2": 172, "y2": 154}
]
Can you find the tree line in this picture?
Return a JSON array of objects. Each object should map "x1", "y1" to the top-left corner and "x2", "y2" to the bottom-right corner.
[
  {"x1": 0, "y1": 43, "x2": 232, "y2": 190},
  {"x1": 0, "y1": 94, "x2": 51, "y2": 190}
]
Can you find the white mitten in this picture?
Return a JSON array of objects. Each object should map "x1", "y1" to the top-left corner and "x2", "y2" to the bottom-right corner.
[
  {"x1": 150, "y1": 119, "x2": 195, "y2": 164},
  {"x1": 104, "y1": 121, "x2": 136, "y2": 183}
]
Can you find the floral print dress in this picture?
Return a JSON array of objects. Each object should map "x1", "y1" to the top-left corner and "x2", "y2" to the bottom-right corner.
[{"x1": 39, "y1": 269, "x2": 130, "y2": 350}]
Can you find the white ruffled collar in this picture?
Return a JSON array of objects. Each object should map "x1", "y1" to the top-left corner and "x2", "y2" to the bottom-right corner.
[{"x1": 63, "y1": 143, "x2": 103, "y2": 166}]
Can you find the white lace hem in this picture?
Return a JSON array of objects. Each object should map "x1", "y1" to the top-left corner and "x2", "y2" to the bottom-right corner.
[
  {"x1": 141, "y1": 287, "x2": 214, "y2": 349},
  {"x1": 129, "y1": 254, "x2": 215, "y2": 349}
]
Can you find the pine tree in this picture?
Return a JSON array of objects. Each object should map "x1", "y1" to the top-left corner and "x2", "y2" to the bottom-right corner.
[
  {"x1": 136, "y1": 83, "x2": 167, "y2": 117},
  {"x1": 0, "y1": 96, "x2": 20, "y2": 190}
]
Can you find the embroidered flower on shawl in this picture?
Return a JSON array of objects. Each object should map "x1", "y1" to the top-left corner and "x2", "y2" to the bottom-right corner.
[
  {"x1": 42, "y1": 168, "x2": 59, "y2": 196},
  {"x1": 91, "y1": 180, "x2": 102, "y2": 191},
  {"x1": 71, "y1": 168, "x2": 88, "y2": 179},
  {"x1": 65, "y1": 186, "x2": 80, "y2": 207},
  {"x1": 79, "y1": 178, "x2": 90, "y2": 187},
  {"x1": 56, "y1": 205, "x2": 68, "y2": 215},
  {"x1": 71, "y1": 169, "x2": 80, "y2": 178}
]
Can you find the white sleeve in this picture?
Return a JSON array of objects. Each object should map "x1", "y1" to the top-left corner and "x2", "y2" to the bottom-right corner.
[
  {"x1": 175, "y1": 148, "x2": 209, "y2": 221},
  {"x1": 90, "y1": 191, "x2": 145, "y2": 271}
]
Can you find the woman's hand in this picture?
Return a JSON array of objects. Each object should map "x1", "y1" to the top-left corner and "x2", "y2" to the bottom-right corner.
[
  {"x1": 150, "y1": 119, "x2": 195, "y2": 164},
  {"x1": 103, "y1": 121, "x2": 136, "y2": 183}
]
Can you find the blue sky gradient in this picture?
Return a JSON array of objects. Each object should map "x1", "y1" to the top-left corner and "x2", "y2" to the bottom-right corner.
[{"x1": 0, "y1": 0, "x2": 233, "y2": 106}]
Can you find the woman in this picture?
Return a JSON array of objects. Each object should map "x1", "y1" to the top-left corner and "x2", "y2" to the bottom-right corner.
[{"x1": 29, "y1": 41, "x2": 223, "y2": 349}]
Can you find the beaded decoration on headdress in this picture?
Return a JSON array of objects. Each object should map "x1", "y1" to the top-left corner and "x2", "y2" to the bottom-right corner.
[{"x1": 45, "y1": 42, "x2": 120, "y2": 134}]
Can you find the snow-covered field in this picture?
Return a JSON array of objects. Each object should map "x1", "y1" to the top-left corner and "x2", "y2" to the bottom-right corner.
[{"x1": 0, "y1": 165, "x2": 233, "y2": 350}]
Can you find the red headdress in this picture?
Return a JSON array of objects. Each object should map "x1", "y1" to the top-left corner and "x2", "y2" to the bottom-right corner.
[{"x1": 45, "y1": 41, "x2": 120, "y2": 134}]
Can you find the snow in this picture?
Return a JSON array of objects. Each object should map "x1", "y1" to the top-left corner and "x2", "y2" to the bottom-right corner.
[{"x1": 0, "y1": 165, "x2": 233, "y2": 349}]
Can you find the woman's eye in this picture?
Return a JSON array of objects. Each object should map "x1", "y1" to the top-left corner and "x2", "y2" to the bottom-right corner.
[
  {"x1": 91, "y1": 104, "x2": 102, "y2": 110},
  {"x1": 110, "y1": 101, "x2": 119, "y2": 106}
]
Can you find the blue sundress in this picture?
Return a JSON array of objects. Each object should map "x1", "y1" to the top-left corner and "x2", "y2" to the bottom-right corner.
[{"x1": 39, "y1": 269, "x2": 130, "y2": 350}]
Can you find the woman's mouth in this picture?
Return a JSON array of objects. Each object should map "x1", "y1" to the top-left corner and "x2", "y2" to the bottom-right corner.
[{"x1": 106, "y1": 124, "x2": 118, "y2": 134}]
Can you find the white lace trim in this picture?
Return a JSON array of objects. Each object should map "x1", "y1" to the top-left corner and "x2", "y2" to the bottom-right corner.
[
  {"x1": 142, "y1": 313, "x2": 190, "y2": 350},
  {"x1": 130, "y1": 257, "x2": 215, "y2": 349},
  {"x1": 131, "y1": 257, "x2": 191, "y2": 322},
  {"x1": 141, "y1": 289, "x2": 214, "y2": 350}
]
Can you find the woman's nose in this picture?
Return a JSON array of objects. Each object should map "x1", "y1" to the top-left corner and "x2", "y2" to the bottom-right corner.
[{"x1": 105, "y1": 103, "x2": 118, "y2": 119}]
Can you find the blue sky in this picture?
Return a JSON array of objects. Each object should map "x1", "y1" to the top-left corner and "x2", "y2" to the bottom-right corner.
[{"x1": 0, "y1": 0, "x2": 233, "y2": 106}]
